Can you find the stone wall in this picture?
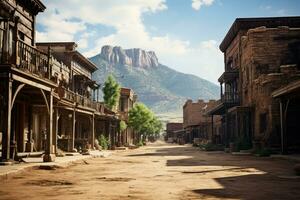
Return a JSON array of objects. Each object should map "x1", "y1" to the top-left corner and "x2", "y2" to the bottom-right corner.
[{"x1": 240, "y1": 26, "x2": 300, "y2": 146}]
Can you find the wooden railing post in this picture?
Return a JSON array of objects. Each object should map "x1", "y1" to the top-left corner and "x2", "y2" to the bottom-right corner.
[{"x1": 47, "y1": 46, "x2": 51, "y2": 79}]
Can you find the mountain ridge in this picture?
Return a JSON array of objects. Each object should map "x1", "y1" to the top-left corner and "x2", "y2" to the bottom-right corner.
[{"x1": 90, "y1": 45, "x2": 219, "y2": 114}]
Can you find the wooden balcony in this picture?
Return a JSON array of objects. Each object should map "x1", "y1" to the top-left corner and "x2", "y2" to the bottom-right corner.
[
  {"x1": 221, "y1": 92, "x2": 240, "y2": 105},
  {"x1": 12, "y1": 40, "x2": 52, "y2": 81},
  {"x1": 1, "y1": 40, "x2": 52, "y2": 81},
  {"x1": 218, "y1": 70, "x2": 239, "y2": 83},
  {"x1": 61, "y1": 88, "x2": 105, "y2": 113}
]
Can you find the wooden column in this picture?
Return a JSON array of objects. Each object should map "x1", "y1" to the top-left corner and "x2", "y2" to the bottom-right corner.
[
  {"x1": 90, "y1": 115, "x2": 95, "y2": 149},
  {"x1": 211, "y1": 115, "x2": 214, "y2": 143},
  {"x1": 70, "y1": 109, "x2": 76, "y2": 152},
  {"x1": 13, "y1": 16, "x2": 19, "y2": 65},
  {"x1": 3, "y1": 20, "x2": 9, "y2": 63},
  {"x1": 53, "y1": 108, "x2": 59, "y2": 154},
  {"x1": 25, "y1": 104, "x2": 33, "y2": 152},
  {"x1": 43, "y1": 91, "x2": 55, "y2": 162},
  {"x1": 280, "y1": 99, "x2": 288, "y2": 154},
  {"x1": 220, "y1": 83, "x2": 223, "y2": 98},
  {"x1": 1, "y1": 78, "x2": 12, "y2": 162}
]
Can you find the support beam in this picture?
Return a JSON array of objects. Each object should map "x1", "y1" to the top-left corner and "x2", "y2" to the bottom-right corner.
[
  {"x1": 11, "y1": 83, "x2": 25, "y2": 110},
  {"x1": 91, "y1": 114, "x2": 95, "y2": 149},
  {"x1": 1, "y1": 78, "x2": 12, "y2": 162},
  {"x1": 211, "y1": 115, "x2": 214, "y2": 143},
  {"x1": 53, "y1": 108, "x2": 59, "y2": 154},
  {"x1": 25, "y1": 105, "x2": 33, "y2": 152},
  {"x1": 280, "y1": 99, "x2": 289, "y2": 154},
  {"x1": 70, "y1": 109, "x2": 76, "y2": 152},
  {"x1": 43, "y1": 91, "x2": 55, "y2": 162}
]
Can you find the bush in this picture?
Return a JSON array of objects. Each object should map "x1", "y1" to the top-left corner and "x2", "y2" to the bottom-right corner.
[
  {"x1": 235, "y1": 136, "x2": 252, "y2": 151},
  {"x1": 255, "y1": 148, "x2": 272, "y2": 157},
  {"x1": 199, "y1": 143, "x2": 224, "y2": 151},
  {"x1": 137, "y1": 141, "x2": 144, "y2": 147},
  {"x1": 99, "y1": 135, "x2": 109, "y2": 150}
]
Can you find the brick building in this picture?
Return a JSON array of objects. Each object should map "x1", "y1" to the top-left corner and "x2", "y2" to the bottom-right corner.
[
  {"x1": 207, "y1": 17, "x2": 300, "y2": 153},
  {"x1": 183, "y1": 99, "x2": 221, "y2": 144},
  {"x1": 166, "y1": 122, "x2": 183, "y2": 142}
]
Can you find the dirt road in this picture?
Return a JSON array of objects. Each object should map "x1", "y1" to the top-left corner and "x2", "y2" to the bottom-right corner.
[{"x1": 1, "y1": 142, "x2": 300, "y2": 200}]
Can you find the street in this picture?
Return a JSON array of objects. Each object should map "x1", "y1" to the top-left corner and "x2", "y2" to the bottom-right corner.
[{"x1": 1, "y1": 141, "x2": 300, "y2": 200}]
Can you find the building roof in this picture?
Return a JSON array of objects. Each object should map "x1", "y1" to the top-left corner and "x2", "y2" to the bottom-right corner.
[
  {"x1": 272, "y1": 79, "x2": 300, "y2": 98},
  {"x1": 36, "y1": 42, "x2": 98, "y2": 72},
  {"x1": 72, "y1": 51, "x2": 98, "y2": 72},
  {"x1": 120, "y1": 87, "x2": 136, "y2": 100},
  {"x1": 166, "y1": 123, "x2": 183, "y2": 132},
  {"x1": 21, "y1": 0, "x2": 46, "y2": 13},
  {"x1": 220, "y1": 16, "x2": 300, "y2": 52}
]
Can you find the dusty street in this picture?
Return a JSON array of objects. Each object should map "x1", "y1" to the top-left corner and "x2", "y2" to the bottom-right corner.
[{"x1": 0, "y1": 142, "x2": 300, "y2": 200}]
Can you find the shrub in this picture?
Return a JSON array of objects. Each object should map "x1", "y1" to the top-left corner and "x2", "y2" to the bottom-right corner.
[
  {"x1": 255, "y1": 148, "x2": 272, "y2": 157},
  {"x1": 99, "y1": 135, "x2": 109, "y2": 150},
  {"x1": 199, "y1": 143, "x2": 224, "y2": 151},
  {"x1": 235, "y1": 136, "x2": 252, "y2": 151},
  {"x1": 137, "y1": 141, "x2": 144, "y2": 147}
]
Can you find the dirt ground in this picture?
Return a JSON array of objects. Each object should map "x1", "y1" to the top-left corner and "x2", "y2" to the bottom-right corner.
[{"x1": 1, "y1": 141, "x2": 300, "y2": 200}]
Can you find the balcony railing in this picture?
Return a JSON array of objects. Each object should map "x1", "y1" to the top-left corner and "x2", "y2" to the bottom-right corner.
[
  {"x1": 16, "y1": 40, "x2": 52, "y2": 80},
  {"x1": 221, "y1": 92, "x2": 240, "y2": 104},
  {"x1": 61, "y1": 88, "x2": 104, "y2": 113}
]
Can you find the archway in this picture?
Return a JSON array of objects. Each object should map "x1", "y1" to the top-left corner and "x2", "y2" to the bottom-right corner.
[{"x1": 10, "y1": 82, "x2": 52, "y2": 155}]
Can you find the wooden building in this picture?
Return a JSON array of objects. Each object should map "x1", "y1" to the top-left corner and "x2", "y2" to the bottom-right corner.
[
  {"x1": 117, "y1": 87, "x2": 137, "y2": 146},
  {"x1": 166, "y1": 122, "x2": 183, "y2": 143},
  {"x1": 183, "y1": 99, "x2": 221, "y2": 144},
  {"x1": 0, "y1": 0, "x2": 118, "y2": 163}
]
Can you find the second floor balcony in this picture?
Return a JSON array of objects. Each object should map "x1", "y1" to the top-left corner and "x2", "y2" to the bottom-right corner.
[
  {"x1": 221, "y1": 91, "x2": 240, "y2": 105},
  {"x1": 59, "y1": 88, "x2": 105, "y2": 114},
  {"x1": 1, "y1": 39, "x2": 53, "y2": 82}
]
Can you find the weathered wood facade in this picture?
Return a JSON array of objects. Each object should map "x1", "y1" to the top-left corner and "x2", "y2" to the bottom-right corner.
[
  {"x1": 117, "y1": 87, "x2": 137, "y2": 146},
  {"x1": 0, "y1": 0, "x2": 119, "y2": 163}
]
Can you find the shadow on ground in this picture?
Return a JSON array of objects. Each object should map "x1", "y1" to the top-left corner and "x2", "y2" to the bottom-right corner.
[{"x1": 130, "y1": 144, "x2": 300, "y2": 200}]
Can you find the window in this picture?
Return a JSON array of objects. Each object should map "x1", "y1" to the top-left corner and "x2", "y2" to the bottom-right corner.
[
  {"x1": 18, "y1": 31, "x2": 25, "y2": 41},
  {"x1": 120, "y1": 97, "x2": 126, "y2": 112}
]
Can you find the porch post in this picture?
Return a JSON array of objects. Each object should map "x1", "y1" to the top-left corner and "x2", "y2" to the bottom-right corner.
[
  {"x1": 91, "y1": 114, "x2": 95, "y2": 149},
  {"x1": 280, "y1": 99, "x2": 288, "y2": 154},
  {"x1": 211, "y1": 115, "x2": 214, "y2": 143},
  {"x1": 25, "y1": 105, "x2": 33, "y2": 152},
  {"x1": 220, "y1": 83, "x2": 223, "y2": 97},
  {"x1": 1, "y1": 77, "x2": 12, "y2": 162},
  {"x1": 43, "y1": 91, "x2": 55, "y2": 162},
  {"x1": 70, "y1": 109, "x2": 76, "y2": 152},
  {"x1": 53, "y1": 108, "x2": 59, "y2": 154}
]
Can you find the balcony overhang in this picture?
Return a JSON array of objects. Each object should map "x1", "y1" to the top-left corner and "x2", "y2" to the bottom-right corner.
[
  {"x1": 272, "y1": 79, "x2": 300, "y2": 98},
  {"x1": 218, "y1": 70, "x2": 239, "y2": 83},
  {"x1": 206, "y1": 102, "x2": 226, "y2": 115}
]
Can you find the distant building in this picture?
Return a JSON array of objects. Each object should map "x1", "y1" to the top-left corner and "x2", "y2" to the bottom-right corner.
[
  {"x1": 166, "y1": 123, "x2": 183, "y2": 142},
  {"x1": 183, "y1": 99, "x2": 221, "y2": 144},
  {"x1": 207, "y1": 17, "x2": 300, "y2": 153},
  {"x1": 118, "y1": 87, "x2": 137, "y2": 146}
]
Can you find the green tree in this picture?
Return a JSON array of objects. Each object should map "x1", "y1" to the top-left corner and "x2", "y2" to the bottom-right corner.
[
  {"x1": 102, "y1": 75, "x2": 120, "y2": 110},
  {"x1": 119, "y1": 120, "x2": 127, "y2": 132},
  {"x1": 128, "y1": 103, "x2": 163, "y2": 142}
]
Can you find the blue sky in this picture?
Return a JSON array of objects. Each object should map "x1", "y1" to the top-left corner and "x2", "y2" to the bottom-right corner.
[{"x1": 36, "y1": 0, "x2": 300, "y2": 83}]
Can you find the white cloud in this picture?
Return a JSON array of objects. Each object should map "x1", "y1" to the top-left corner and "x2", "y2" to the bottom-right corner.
[
  {"x1": 192, "y1": 0, "x2": 214, "y2": 11},
  {"x1": 37, "y1": 0, "x2": 223, "y2": 83}
]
